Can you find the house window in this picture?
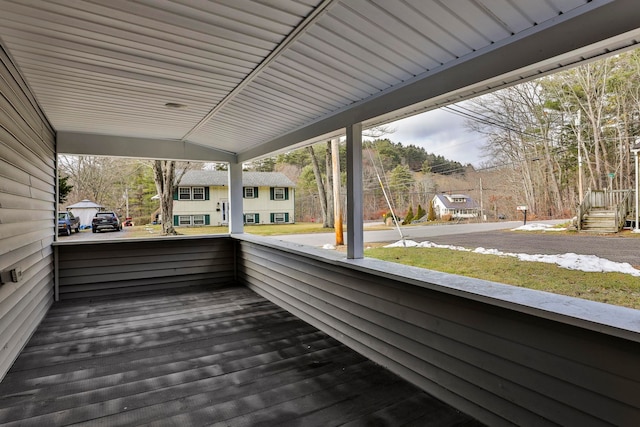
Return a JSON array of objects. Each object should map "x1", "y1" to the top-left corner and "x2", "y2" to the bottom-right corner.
[
  {"x1": 244, "y1": 213, "x2": 257, "y2": 224},
  {"x1": 244, "y1": 187, "x2": 255, "y2": 198},
  {"x1": 274, "y1": 187, "x2": 285, "y2": 200},
  {"x1": 273, "y1": 212, "x2": 286, "y2": 223},
  {"x1": 175, "y1": 214, "x2": 210, "y2": 226},
  {"x1": 192, "y1": 187, "x2": 205, "y2": 200},
  {"x1": 179, "y1": 187, "x2": 191, "y2": 200},
  {"x1": 178, "y1": 187, "x2": 206, "y2": 200}
]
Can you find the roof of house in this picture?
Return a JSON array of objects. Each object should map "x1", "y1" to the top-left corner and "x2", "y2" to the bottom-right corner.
[
  {"x1": 433, "y1": 194, "x2": 479, "y2": 210},
  {"x1": 66, "y1": 199, "x2": 103, "y2": 209},
  {"x1": 178, "y1": 170, "x2": 295, "y2": 188}
]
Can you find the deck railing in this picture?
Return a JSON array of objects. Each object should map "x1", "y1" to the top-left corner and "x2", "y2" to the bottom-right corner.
[
  {"x1": 578, "y1": 188, "x2": 633, "y2": 231},
  {"x1": 614, "y1": 189, "x2": 633, "y2": 230},
  {"x1": 576, "y1": 188, "x2": 592, "y2": 231}
]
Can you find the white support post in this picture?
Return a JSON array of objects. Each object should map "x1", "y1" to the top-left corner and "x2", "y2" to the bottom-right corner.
[
  {"x1": 228, "y1": 162, "x2": 244, "y2": 234},
  {"x1": 635, "y1": 149, "x2": 639, "y2": 233},
  {"x1": 346, "y1": 123, "x2": 363, "y2": 259}
]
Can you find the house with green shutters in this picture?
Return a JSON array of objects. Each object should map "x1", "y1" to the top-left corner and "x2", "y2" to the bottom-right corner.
[{"x1": 172, "y1": 170, "x2": 295, "y2": 226}]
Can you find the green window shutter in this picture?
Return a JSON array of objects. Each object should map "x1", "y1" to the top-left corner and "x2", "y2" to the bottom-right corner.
[
  {"x1": 284, "y1": 212, "x2": 289, "y2": 222},
  {"x1": 254, "y1": 187, "x2": 259, "y2": 198},
  {"x1": 270, "y1": 187, "x2": 274, "y2": 200},
  {"x1": 270, "y1": 213, "x2": 274, "y2": 223},
  {"x1": 204, "y1": 187, "x2": 210, "y2": 200},
  {"x1": 243, "y1": 214, "x2": 247, "y2": 224},
  {"x1": 284, "y1": 188, "x2": 289, "y2": 200},
  {"x1": 255, "y1": 213, "x2": 259, "y2": 223},
  {"x1": 173, "y1": 215, "x2": 179, "y2": 226},
  {"x1": 173, "y1": 189, "x2": 178, "y2": 200},
  {"x1": 242, "y1": 187, "x2": 247, "y2": 199},
  {"x1": 204, "y1": 214, "x2": 210, "y2": 225}
]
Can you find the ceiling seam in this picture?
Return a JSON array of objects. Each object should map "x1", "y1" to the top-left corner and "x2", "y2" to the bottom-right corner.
[{"x1": 180, "y1": 0, "x2": 338, "y2": 144}]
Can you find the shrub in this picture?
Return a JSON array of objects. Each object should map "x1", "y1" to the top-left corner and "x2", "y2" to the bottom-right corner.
[{"x1": 402, "y1": 206, "x2": 414, "y2": 225}]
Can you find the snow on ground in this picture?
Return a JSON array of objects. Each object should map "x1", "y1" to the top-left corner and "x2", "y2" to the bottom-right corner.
[
  {"x1": 383, "y1": 239, "x2": 640, "y2": 277},
  {"x1": 512, "y1": 223, "x2": 566, "y2": 232}
]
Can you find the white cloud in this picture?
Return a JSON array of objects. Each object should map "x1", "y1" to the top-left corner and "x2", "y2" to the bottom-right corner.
[{"x1": 384, "y1": 108, "x2": 486, "y2": 166}]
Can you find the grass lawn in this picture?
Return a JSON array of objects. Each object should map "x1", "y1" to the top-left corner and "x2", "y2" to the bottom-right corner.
[{"x1": 365, "y1": 246, "x2": 640, "y2": 309}]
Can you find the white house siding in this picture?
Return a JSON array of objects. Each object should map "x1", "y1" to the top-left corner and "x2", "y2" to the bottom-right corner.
[
  {"x1": 243, "y1": 186, "x2": 294, "y2": 225},
  {"x1": 0, "y1": 47, "x2": 56, "y2": 380},
  {"x1": 173, "y1": 185, "x2": 294, "y2": 226}
]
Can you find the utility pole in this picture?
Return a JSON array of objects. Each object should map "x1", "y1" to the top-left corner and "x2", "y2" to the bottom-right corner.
[
  {"x1": 331, "y1": 138, "x2": 343, "y2": 245},
  {"x1": 479, "y1": 178, "x2": 484, "y2": 221},
  {"x1": 577, "y1": 110, "x2": 584, "y2": 203}
]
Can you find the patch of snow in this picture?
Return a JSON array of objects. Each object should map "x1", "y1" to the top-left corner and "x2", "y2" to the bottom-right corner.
[
  {"x1": 512, "y1": 223, "x2": 566, "y2": 232},
  {"x1": 384, "y1": 239, "x2": 420, "y2": 247},
  {"x1": 322, "y1": 243, "x2": 336, "y2": 250},
  {"x1": 383, "y1": 240, "x2": 640, "y2": 277}
]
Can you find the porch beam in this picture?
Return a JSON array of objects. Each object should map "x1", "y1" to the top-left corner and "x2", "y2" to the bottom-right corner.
[
  {"x1": 228, "y1": 162, "x2": 244, "y2": 234},
  {"x1": 346, "y1": 123, "x2": 363, "y2": 259},
  {"x1": 57, "y1": 131, "x2": 237, "y2": 163}
]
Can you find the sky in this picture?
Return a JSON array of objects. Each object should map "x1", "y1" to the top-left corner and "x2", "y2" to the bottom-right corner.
[{"x1": 384, "y1": 107, "x2": 486, "y2": 167}]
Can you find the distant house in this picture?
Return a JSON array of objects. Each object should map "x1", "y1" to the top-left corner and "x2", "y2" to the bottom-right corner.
[
  {"x1": 432, "y1": 194, "x2": 479, "y2": 219},
  {"x1": 172, "y1": 170, "x2": 295, "y2": 226}
]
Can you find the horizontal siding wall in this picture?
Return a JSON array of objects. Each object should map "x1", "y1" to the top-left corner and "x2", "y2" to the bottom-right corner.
[
  {"x1": 56, "y1": 236, "x2": 236, "y2": 299},
  {"x1": 0, "y1": 45, "x2": 56, "y2": 381},
  {"x1": 236, "y1": 237, "x2": 640, "y2": 427}
]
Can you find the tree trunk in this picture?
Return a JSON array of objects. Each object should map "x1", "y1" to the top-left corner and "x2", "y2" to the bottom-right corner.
[
  {"x1": 325, "y1": 141, "x2": 334, "y2": 228},
  {"x1": 152, "y1": 160, "x2": 189, "y2": 235},
  {"x1": 307, "y1": 146, "x2": 330, "y2": 227},
  {"x1": 153, "y1": 160, "x2": 178, "y2": 235}
]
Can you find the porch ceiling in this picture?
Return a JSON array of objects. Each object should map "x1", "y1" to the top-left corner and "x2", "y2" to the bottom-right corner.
[{"x1": 1, "y1": 0, "x2": 639, "y2": 162}]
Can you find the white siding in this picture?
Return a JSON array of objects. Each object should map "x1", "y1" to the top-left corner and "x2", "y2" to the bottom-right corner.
[
  {"x1": 0, "y1": 46, "x2": 56, "y2": 380},
  {"x1": 173, "y1": 185, "x2": 295, "y2": 225}
]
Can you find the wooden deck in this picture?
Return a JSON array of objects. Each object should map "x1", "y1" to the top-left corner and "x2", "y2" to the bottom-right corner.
[{"x1": 0, "y1": 285, "x2": 482, "y2": 426}]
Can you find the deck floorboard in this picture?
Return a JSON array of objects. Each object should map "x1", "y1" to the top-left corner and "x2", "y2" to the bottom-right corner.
[{"x1": 0, "y1": 285, "x2": 483, "y2": 426}]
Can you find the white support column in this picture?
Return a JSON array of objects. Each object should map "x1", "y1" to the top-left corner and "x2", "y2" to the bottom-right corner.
[
  {"x1": 635, "y1": 149, "x2": 639, "y2": 233},
  {"x1": 346, "y1": 123, "x2": 364, "y2": 259},
  {"x1": 228, "y1": 162, "x2": 244, "y2": 234}
]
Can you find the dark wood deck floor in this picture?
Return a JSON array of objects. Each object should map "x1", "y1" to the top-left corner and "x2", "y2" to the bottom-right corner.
[{"x1": 0, "y1": 285, "x2": 482, "y2": 426}]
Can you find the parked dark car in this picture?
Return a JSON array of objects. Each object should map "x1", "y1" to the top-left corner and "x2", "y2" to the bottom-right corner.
[{"x1": 92, "y1": 211, "x2": 122, "y2": 233}]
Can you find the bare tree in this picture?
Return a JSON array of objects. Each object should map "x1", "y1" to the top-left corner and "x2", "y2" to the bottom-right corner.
[{"x1": 152, "y1": 160, "x2": 189, "y2": 235}]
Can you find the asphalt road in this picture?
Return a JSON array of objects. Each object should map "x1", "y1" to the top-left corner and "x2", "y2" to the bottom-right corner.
[{"x1": 277, "y1": 220, "x2": 640, "y2": 267}]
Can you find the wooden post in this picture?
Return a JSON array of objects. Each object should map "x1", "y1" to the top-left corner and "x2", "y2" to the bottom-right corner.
[{"x1": 332, "y1": 138, "x2": 343, "y2": 245}]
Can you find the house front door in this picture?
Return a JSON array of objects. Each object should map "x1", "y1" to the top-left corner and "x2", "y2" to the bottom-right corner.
[{"x1": 220, "y1": 199, "x2": 228, "y2": 224}]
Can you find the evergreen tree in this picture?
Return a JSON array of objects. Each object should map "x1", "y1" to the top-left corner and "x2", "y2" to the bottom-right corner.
[
  {"x1": 58, "y1": 175, "x2": 73, "y2": 204},
  {"x1": 415, "y1": 204, "x2": 426, "y2": 220},
  {"x1": 427, "y1": 200, "x2": 436, "y2": 221},
  {"x1": 402, "y1": 206, "x2": 414, "y2": 225}
]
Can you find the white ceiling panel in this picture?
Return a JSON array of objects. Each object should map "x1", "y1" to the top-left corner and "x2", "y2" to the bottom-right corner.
[{"x1": 0, "y1": 0, "x2": 638, "y2": 162}]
